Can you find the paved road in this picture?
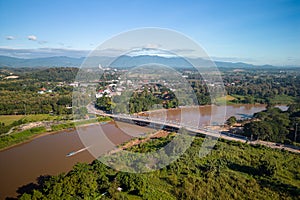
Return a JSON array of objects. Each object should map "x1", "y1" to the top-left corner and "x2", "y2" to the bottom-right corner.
[{"x1": 87, "y1": 103, "x2": 300, "y2": 154}]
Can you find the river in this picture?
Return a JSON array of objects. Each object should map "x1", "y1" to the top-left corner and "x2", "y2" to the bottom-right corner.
[
  {"x1": 0, "y1": 104, "x2": 280, "y2": 199},
  {"x1": 0, "y1": 122, "x2": 153, "y2": 199}
]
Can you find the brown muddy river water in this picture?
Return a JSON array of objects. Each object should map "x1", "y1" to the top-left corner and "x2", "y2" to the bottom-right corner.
[
  {"x1": 0, "y1": 104, "x2": 274, "y2": 199},
  {"x1": 0, "y1": 122, "x2": 153, "y2": 199}
]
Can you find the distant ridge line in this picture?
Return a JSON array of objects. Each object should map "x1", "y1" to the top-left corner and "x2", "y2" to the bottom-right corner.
[{"x1": 0, "y1": 55, "x2": 298, "y2": 69}]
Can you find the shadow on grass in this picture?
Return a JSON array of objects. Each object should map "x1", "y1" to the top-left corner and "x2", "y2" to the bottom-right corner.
[
  {"x1": 228, "y1": 163, "x2": 300, "y2": 198},
  {"x1": 228, "y1": 163, "x2": 260, "y2": 176},
  {"x1": 258, "y1": 177, "x2": 300, "y2": 198}
]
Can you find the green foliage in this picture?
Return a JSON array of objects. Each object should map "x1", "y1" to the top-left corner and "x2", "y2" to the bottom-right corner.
[
  {"x1": 0, "y1": 117, "x2": 111, "y2": 150},
  {"x1": 0, "y1": 114, "x2": 61, "y2": 135},
  {"x1": 117, "y1": 173, "x2": 147, "y2": 195},
  {"x1": 226, "y1": 116, "x2": 237, "y2": 126},
  {"x1": 0, "y1": 126, "x2": 46, "y2": 149},
  {"x1": 30, "y1": 67, "x2": 79, "y2": 82},
  {"x1": 97, "y1": 116, "x2": 112, "y2": 122},
  {"x1": 127, "y1": 85, "x2": 178, "y2": 113},
  {"x1": 96, "y1": 96, "x2": 114, "y2": 112},
  {"x1": 96, "y1": 84, "x2": 179, "y2": 114},
  {"x1": 258, "y1": 157, "x2": 277, "y2": 177},
  {"x1": 243, "y1": 105, "x2": 300, "y2": 143},
  {"x1": 50, "y1": 123, "x2": 75, "y2": 131},
  {"x1": 0, "y1": 67, "x2": 78, "y2": 115},
  {"x1": 225, "y1": 70, "x2": 300, "y2": 105},
  {"x1": 73, "y1": 106, "x2": 88, "y2": 119},
  {"x1": 244, "y1": 121, "x2": 275, "y2": 141},
  {"x1": 19, "y1": 136, "x2": 300, "y2": 200}
]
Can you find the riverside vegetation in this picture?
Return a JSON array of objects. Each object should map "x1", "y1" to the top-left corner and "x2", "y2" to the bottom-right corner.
[
  {"x1": 18, "y1": 133, "x2": 300, "y2": 200},
  {"x1": 0, "y1": 116, "x2": 111, "y2": 150},
  {"x1": 0, "y1": 66, "x2": 299, "y2": 199}
]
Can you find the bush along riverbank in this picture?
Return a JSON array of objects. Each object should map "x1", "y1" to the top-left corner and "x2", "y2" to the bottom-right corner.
[
  {"x1": 0, "y1": 116, "x2": 112, "y2": 151},
  {"x1": 18, "y1": 135, "x2": 300, "y2": 200}
]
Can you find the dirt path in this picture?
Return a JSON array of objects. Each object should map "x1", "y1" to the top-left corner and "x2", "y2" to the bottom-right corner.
[{"x1": 109, "y1": 130, "x2": 170, "y2": 155}]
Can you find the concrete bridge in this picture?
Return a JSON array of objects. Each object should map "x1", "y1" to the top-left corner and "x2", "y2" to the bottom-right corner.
[{"x1": 86, "y1": 103, "x2": 248, "y2": 142}]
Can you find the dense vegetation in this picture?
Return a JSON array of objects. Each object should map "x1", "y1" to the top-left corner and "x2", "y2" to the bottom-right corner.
[
  {"x1": 0, "y1": 67, "x2": 79, "y2": 82},
  {"x1": 242, "y1": 103, "x2": 300, "y2": 144},
  {"x1": 0, "y1": 67, "x2": 94, "y2": 116},
  {"x1": 27, "y1": 67, "x2": 79, "y2": 82},
  {"x1": 18, "y1": 135, "x2": 300, "y2": 200},
  {"x1": 223, "y1": 69, "x2": 300, "y2": 104},
  {"x1": 95, "y1": 68, "x2": 300, "y2": 113},
  {"x1": 1, "y1": 67, "x2": 300, "y2": 116},
  {"x1": 0, "y1": 126, "x2": 47, "y2": 149},
  {"x1": 96, "y1": 84, "x2": 179, "y2": 113},
  {"x1": 0, "y1": 79, "x2": 73, "y2": 115},
  {"x1": 1, "y1": 66, "x2": 300, "y2": 199}
]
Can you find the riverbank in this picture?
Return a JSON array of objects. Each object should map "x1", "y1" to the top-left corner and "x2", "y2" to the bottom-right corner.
[
  {"x1": 0, "y1": 103, "x2": 286, "y2": 152},
  {"x1": 0, "y1": 116, "x2": 112, "y2": 152},
  {"x1": 207, "y1": 124, "x2": 300, "y2": 153},
  {"x1": 0, "y1": 120, "x2": 154, "y2": 199},
  {"x1": 108, "y1": 129, "x2": 173, "y2": 155},
  {"x1": 15, "y1": 133, "x2": 300, "y2": 200}
]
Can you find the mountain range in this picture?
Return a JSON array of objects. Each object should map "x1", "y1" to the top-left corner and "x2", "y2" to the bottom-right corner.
[{"x1": 0, "y1": 55, "x2": 289, "y2": 69}]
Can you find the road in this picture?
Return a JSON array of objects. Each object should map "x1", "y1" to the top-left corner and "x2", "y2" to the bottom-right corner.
[{"x1": 87, "y1": 103, "x2": 300, "y2": 154}]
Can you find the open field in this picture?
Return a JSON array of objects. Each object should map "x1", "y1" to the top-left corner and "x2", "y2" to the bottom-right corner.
[
  {"x1": 0, "y1": 114, "x2": 60, "y2": 126},
  {"x1": 0, "y1": 115, "x2": 24, "y2": 125},
  {"x1": 269, "y1": 95, "x2": 296, "y2": 104},
  {"x1": 215, "y1": 95, "x2": 236, "y2": 104}
]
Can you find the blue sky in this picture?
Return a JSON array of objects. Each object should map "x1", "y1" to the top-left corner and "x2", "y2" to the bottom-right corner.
[{"x1": 0, "y1": 0, "x2": 299, "y2": 65}]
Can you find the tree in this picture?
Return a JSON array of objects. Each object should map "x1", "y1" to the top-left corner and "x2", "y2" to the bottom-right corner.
[
  {"x1": 258, "y1": 158, "x2": 277, "y2": 177},
  {"x1": 244, "y1": 121, "x2": 273, "y2": 141},
  {"x1": 116, "y1": 173, "x2": 147, "y2": 196},
  {"x1": 74, "y1": 107, "x2": 88, "y2": 118},
  {"x1": 226, "y1": 116, "x2": 237, "y2": 126},
  {"x1": 96, "y1": 96, "x2": 113, "y2": 112}
]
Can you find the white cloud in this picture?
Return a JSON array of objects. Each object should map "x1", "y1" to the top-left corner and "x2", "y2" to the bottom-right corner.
[
  {"x1": 6, "y1": 36, "x2": 15, "y2": 40},
  {"x1": 28, "y1": 35, "x2": 37, "y2": 41},
  {"x1": 127, "y1": 48, "x2": 178, "y2": 58}
]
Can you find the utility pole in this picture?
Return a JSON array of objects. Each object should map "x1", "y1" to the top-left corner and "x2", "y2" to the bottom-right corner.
[
  {"x1": 295, "y1": 123, "x2": 298, "y2": 142},
  {"x1": 24, "y1": 104, "x2": 26, "y2": 115}
]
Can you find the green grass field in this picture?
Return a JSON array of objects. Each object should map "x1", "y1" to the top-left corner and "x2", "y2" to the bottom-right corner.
[
  {"x1": 215, "y1": 95, "x2": 236, "y2": 105},
  {"x1": 231, "y1": 94, "x2": 246, "y2": 101},
  {"x1": 0, "y1": 114, "x2": 59, "y2": 126},
  {"x1": 0, "y1": 115, "x2": 24, "y2": 125},
  {"x1": 269, "y1": 95, "x2": 296, "y2": 104}
]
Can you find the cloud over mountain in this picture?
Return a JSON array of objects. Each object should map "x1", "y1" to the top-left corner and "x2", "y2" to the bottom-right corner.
[{"x1": 28, "y1": 35, "x2": 37, "y2": 41}]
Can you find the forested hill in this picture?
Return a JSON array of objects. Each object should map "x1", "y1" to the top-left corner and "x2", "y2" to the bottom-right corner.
[
  {"x1": 0, "y1": 56, "x2": 84, "y2": 68},
  {"x1": 1, "y1": 55, "x2": 297, "y2": 69},
  {"x1": 0, "y1": 67, "x2": 79, "y2": 82}
]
